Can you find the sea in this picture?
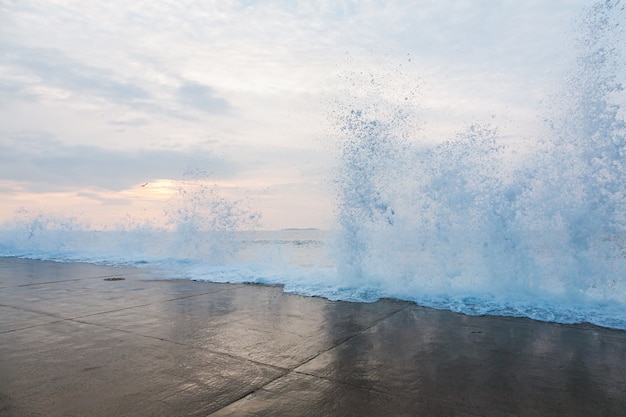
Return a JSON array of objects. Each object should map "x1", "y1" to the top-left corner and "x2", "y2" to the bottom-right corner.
[{"x1": 1, "y1": 1, "x2": 626, "y2": 330}]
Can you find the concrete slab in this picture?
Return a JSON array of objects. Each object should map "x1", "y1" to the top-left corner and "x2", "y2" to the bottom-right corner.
[
  {"x1": 0, "y1": 320, "x2": 282, "y2": 417},
  {"x1": 1, "y1": 257, "x2": 625, "y2": 417},
  {"x1": 295, "y1": 306, "x2": 626, "y2": 417},
  {"x1": 210, "y1": 372, "x2": 478, "y2": 417},
  {"x1": 79, "y1": 285, "x2": 407, "y2": 369}
]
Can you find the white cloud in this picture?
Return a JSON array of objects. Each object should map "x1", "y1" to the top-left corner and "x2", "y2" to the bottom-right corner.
[
  {"x1": 1, "y1": 43, "x2": 151, "y2": 103},
  {"x1": 0, "y1": 133, "x2": 236, "y2": 192},
  {"x1": 178, "y1": 83, "x2": 230, "y2": 113}
]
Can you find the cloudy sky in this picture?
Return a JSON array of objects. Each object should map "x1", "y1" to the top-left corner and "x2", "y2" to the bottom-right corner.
[{"x1": 0, "y1": 0, "x2": 603, "y2": 229}]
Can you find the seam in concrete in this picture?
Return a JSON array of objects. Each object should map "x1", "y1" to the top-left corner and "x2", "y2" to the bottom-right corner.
[
  {"x1": 247, "y1": 375, "x2": 484, "y2": 417},
  {"x1": 205, "y1": 304, "x2": 412, "y2": 415},
  {"x1": 68, "y1": 286, "x2": 247, "y2": 320},
  {"x1": 69, "y1": 316, "x2": 292, "y2": 374},
  {"x1": 294, "y1": 304, "x2": 410, "y2": 371},
  {"x1": 0, "y1": 303, "x2": 67, "y2": 332},
  {"x1": 0, "y1": 283, "x2": 248, "y2": 333}
]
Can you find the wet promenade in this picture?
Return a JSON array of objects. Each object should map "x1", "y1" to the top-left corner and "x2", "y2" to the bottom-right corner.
[{"x1": 0, "y1": 257, "x2": 625, "y2": 416}]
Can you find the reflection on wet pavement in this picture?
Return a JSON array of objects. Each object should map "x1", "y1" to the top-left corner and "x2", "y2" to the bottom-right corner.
[{"x1": 1, "y1": 257, "x2": 625, "y2": 416}]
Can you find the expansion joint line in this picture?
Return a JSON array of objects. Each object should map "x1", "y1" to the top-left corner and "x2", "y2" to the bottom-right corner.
[
  {"x1": 295, "y1": 303, "x2": 410, "y2": 370},
  {"x1": 206, "y1": 303, "x2": 411, "y2": 415}
]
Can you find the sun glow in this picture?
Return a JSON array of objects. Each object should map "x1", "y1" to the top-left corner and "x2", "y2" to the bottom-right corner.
[{"x1": 138, "y1": 179, "x2": 180, "y2": 198}]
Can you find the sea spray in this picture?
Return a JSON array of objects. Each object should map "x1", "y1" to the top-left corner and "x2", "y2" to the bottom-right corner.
[
  {"x1": 164, "y1": 168, "x2": 261, "y2": 262},
  {"x1": 0, "y1": 208, "x2": 92, "y2": 260},
  {"x1": 524, "y1": 0, "x2": 626, "y2": 302},
  {"x1": 330, "y1": 54, "x2": 421, "y2": 291},
  {"x1": 331, "y1": 0, "x2": 626, "y2": 326},
  {"x1": 334, "y1": 109, "x2": 402, "y2": 284},
  {"x1": 0, "y1": 172, "x2": 261, "y2": 265}
]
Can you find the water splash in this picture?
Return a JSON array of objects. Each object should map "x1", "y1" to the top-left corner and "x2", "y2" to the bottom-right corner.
[
  {"x1": 0, "y1": 171, "x2": 261, "y2": 265},
  {"x1": 164, "y1": 168, "x2": 261, "y2": 261},
  {"x1": 332, "y1": 0, "x2": 626, "y2": 326}
]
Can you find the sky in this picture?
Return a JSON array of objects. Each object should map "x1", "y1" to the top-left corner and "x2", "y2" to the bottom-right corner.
[{"x1": 0, "y1": 0, "x2": 606, "y2": 230}]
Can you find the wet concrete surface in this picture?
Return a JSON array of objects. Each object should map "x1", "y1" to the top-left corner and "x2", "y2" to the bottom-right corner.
[{"x1": 0, "y1": 257, "x2": 625, "y2": 416}]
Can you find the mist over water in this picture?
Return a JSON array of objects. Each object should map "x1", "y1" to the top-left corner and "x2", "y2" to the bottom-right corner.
[{"x1": 1, "y1": 1, "x2": 626, "y2": 329}]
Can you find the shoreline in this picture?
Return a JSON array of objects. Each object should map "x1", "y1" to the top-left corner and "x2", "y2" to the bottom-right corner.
[
  {"x1": 2, "y1": 254, "x2": 625, "y2": 332},
  {"x1": 1, "y1": 257, "x2": 625, "y2": 416}
]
